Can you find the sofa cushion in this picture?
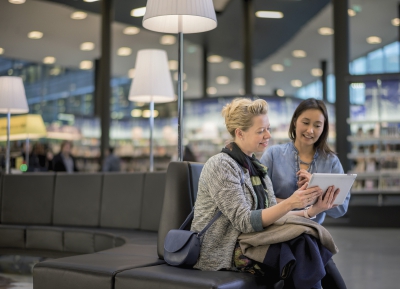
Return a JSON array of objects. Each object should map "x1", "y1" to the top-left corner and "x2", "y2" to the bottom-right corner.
[
  {"x1": 139, "y1": 172, "x2": 167, "y2": 232},
  {"x1": 64, "y1": 230, "x2": 95, "y2": 254},
  {"x1": 95, "y1": 233, "x2": 115, "y2": 252},
  {"x1": 53, "y1": 173, "x2": 102, "y2": 227},
  {"x1": 100, "y1": 173, "x2": 145, "y2": 230},
  {"x1": 26, "y1": 227, "x2": 63, "y2": 251},
  {"x1": 115, "y1": 264, "x2": 267, "y2": 289},
  {"x1": 0, "y1": 225, "x2": 25, "y2": 248},
  {"x1": 1, "y1": 173, "x2": 55, "y2": 225}
]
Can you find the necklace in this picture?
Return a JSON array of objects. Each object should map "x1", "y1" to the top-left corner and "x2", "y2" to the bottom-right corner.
[{"x1": 299, "y1": 159, "x2": 312, "y2": 166}]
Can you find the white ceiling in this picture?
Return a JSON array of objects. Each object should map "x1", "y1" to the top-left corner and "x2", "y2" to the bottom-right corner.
[{"x1": 0, "y1": 0, "x2": 397, "y2": 99}]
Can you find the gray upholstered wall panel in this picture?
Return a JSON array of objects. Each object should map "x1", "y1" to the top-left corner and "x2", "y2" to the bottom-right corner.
[
  {"x1": 26, "y1": 227, "x2": 63, "y2": 251},
  {"x1": 53, "y1": 173, "x2": 102, "y2": 227},
  {"x1": 64, "y1": 231, "x2": 95, "y2": 253},
  {"x1": 139, "y1": 172, "x2": 166, "y2": 232},
  {"x1": 100, "y1": 173, "x2": 144, "y2": 229},
  {"x1": 0, "y1": 226, "x2": 25, "y2": 248},
  {"x1": 1, "y1": 173, "x2": 55, "y2": 225}
]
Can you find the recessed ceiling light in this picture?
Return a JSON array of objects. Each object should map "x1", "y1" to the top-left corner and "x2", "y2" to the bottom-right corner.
[
  {"x1": 131, "y1": 7, "x2": 146, "y2": 17},
  {"x1": 0, "y1": 48, "x2": 4, "y2": 55},
  {"x1": 207, "y1": 87, "x2": 217, "y2": 95},
  {"x1": 271, "y1": 64, "x2": 284, "y2": 72},
  {"x1": 348, "y1": 9, "x2": 356, "y2": 17},
  {"x1": 230, "y1": 61, "x2": 243, "y2": 69},
  {"x1": 128, "y1": 68, "x2": 135, "y2": 79},
  {"x1": 207, "y1": 55, "x2": 223, "y2": 63},
  {"x1": 83, "y1": 0, "x2": 99, "y2": 2},
  {"x1": 80, "y1": 61, "x2": 93, "y2": 70},
  {"x1": 216, "y1": 76, "x2": 229, "y2": 85},
  {"x1": 8, "y1": 0, "x2": 25, "y2": 4},
  {"x1": 173, "y1": 72, "x2": 186, "y2": 81},
  {"x1": 238, "y1": 89, "x2": 245, "y2": 96},
  {"x1": 43, "y1": 56, "x2": 56, "y2": 64},
  {"x1": 71, "y1": 11, "x2": 87, "y2": 20},
  {"x1": 311, "y1": 68, "x2": 323, "y2": 77},
  {"x1": 123, "y1": 26, "x2": 140, "y2": 35},
  {"x1": 292, "y1": 50, "x2": 307, "y2": 58},
  {"x1": 291, "y1": 80, "x2": 302, "y2": 87},
  {"x1": 160, "y1": 35, "x2": 176, "y2": 45},
  {"x1": 318, "y1": 27, "x2": 334, "y2": 35},
  {"x1": 276, "y1": 89, "x2": 285, "y2": 97},
  {"x1": 80, "y1": 42, "x2": 95, "y2": 51},
  {"x1": 254, "y1": 77, "x2": 266, "y2": 86},
  {"x1": 117, "y1": 47, "x2": 132, "y2": 56},
  {"x1": 183, "y1": 82, "x2": 188, "y2": 92},
  {"x1": 131, "y1": 109, "x2": 142, "y2": 117},
  {"x1": 28, "y1": 31, "x2": 43, "y2": 39},
  {"x1": 169, "y1": 60, "x2": 178, "y2": 71},
  {"x1": 142, "y1": 110, "x2": 159, "y2": 118},
  {"x1": 366, "y1": 36, "x2": 381, "y2": 44},
  {"x1": 391, "y1": 18, "x2": 400, "y2": 26},
  {"x1": 255, "y1": 11, "x2": 284, "y2": 19}
]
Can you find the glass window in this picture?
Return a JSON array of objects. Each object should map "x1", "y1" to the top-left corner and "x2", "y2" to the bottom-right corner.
[
  {"x1": 350, "y1": 57, "x2": 367, "y2": 75},
  {"x1": 367, "y1": 49, "x2": 384, "y2": 74},
  {"x1": 327, "y1": 74, "x2": 335, "y2": 103},
  {"x1": 349, "y1": 82, "x2": 366, "y2": 105},
  {"x1": 384, "y1": 42, "x2": 400, "y2": 73}
]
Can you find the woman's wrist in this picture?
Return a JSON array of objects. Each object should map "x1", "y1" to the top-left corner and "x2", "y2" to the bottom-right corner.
[{"x1": 305, "y1": 206, "x2": 317, "y2": 218}]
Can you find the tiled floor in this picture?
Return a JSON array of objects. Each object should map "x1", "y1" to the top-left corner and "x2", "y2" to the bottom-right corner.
[{"x1": 0, "y1": 227, "x2": 399, "y2": 289}]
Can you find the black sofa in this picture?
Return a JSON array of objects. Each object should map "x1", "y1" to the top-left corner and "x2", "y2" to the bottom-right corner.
[{"x1": 1, "y1": 162, "x2": 265, "y2": 289}]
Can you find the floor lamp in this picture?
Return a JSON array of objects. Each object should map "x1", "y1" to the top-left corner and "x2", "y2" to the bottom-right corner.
[
  {"x1": 128, "y1": 49, "x2": 175, "y2": 172},
  {"x1": 0, "y1": 77, "x2": 29, "y2": 174},
  {"x1": 142, "y1": 0, "x2": 217, "y2": 161}
]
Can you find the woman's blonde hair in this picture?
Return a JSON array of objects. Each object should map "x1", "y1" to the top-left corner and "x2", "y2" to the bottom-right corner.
[{"x1": 221, "y1": 98, "x2": 268, "y2": 138}]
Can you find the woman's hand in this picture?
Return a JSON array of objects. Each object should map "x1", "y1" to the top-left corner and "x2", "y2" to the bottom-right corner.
[
  {"x1": 297, "y1": 169, "x2": 312, "y2": 188},
  {"x1": 307, "y1": 186, "x2": 340, "y2": 217},
  {"x1": 288, "y1": 182, "x2": 322, "y2": 210}
]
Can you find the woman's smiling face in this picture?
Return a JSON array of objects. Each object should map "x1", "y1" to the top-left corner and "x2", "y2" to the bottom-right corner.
[
  {"x1": 238, "y1": 114, "x2": 271, "y2": 156},
  {"x1": 294, "y1": 109, "x2": 325, "y2": 146}
]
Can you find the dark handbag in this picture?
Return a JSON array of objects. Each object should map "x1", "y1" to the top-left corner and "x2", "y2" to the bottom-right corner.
[{"x1": 164, "y1": 159, "x2": 245, "y2": 267}]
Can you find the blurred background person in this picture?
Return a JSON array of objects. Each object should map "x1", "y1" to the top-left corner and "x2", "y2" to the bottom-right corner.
[
  {"x1": 52, "y1": 141, "x2": 78, "y2": 173},
  {"x1": 102, "y1": 147, "x2": 121, "y2": 172}
]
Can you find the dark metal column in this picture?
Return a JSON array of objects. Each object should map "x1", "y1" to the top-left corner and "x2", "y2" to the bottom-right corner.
[
  {"x1": 243, "y1": 0, "x2": 254, "y2": 96},
  {"x1": 321, "y1": 60, "x2": 328, "y2": 102},
  {"x1": 98, "y1": 0, "x2": 113, "y2": 165},
  {"x1": 202, "y1": 39, "x2": 208, "y2": 98},
  {"x1": 333, "y1": 0, "x2": 351, "y2": 172}
]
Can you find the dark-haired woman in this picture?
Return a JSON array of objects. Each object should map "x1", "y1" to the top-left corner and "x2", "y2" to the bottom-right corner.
[{"x1": 260, "y1": 98, "x2": 349, "y2": 288}]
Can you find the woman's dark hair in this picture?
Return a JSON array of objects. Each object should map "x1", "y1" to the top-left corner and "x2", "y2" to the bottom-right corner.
[{"x1": 288, "y1": 98, "x2": 334, "y2": 155}]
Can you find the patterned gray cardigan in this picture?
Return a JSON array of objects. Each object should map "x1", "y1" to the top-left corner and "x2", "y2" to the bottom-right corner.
[{"x1": 191, "y1": 153, "x2": 277, "y2": 271}]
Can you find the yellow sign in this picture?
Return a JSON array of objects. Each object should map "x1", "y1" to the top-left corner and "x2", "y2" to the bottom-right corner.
[{"x1": 0, "y1": 114, "x2": 47, "y2": 141}]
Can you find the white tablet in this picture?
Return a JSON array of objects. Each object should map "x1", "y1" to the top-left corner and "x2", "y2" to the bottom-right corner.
[{"x1": 306, "y1": 173, "x2": 357, "y2": 205}]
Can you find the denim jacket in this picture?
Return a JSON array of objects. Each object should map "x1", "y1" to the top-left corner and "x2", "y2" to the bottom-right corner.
[{"x1": 260, "y1": 142, "x2": 350, "y2": 224}]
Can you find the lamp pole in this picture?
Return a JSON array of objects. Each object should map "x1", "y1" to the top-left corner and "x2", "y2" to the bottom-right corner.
[
  {"x1": 6, "y1": 110, "x2": 10, "y2": 174},
  {"x1": 177, "y1": 30, "x2": 184, "y2": 161},
  {"x1": 149, "y1": 100, "x2": 154, "y2": 172}
]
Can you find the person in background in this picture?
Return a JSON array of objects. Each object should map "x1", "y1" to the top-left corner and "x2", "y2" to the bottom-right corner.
[
  {"x1": 52, "y1": 141, "x2": 78, "y2": 173},
  {"x1": 102, "y1": 147, "x2": 121, "y2": 172}
]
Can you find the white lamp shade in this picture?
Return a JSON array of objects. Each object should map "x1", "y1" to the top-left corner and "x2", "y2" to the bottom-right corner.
[
  {"x1": 143, "y1": 0, "x2": 217, "y2": 34},
  {"x1": 0, "y1": 76, "x2": 29, "y2": 114},
  {"x1": 129, "y1": 49, "x2": 175, "y2": 103}
]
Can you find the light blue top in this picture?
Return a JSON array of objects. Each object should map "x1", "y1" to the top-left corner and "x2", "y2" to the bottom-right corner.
[{"x1": 260, "y1": 142, "x2": 350, "y2": 224}]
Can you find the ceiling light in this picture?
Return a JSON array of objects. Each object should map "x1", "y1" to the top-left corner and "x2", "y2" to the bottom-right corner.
[
  {"x1": 123, "y1": 26, "x2": 140, "y2": 35},
  {"x1": 128, "y1": 68, "x2": 135, "y2": 79},
  {"x1": 131, "y1": 109, "x2": 142, "y2": 117},
  {"x1": 207, "y1": 87, "x2": 217, "y2": 95},
  {"x1": 83, "y1": 0, "x2": 99, "y2": 2},
  {"x1": 291, "y1": 80, "x2": 302, "y2": 87},
  {"x1": 142, "y1": 110, "x2": 159, "y2": 118},
  {"x1": 207, "y1": 55, "x2": 223, "y2": 63},
  {"x1": 0, "y1": 48, "x2": 4, "y2": 55},
  {"x1": 254, "y1": 77, "x2": 266, "y2": 86},
  {"x1": 318, "y1": 27, "x2": 334, "y2": 35},
  {"x1": 366, "y1": 36, "x2": 381, "y2": 44},
  {"x1": 292, "y1": 50, "x2": 307, "y2": 58},
  {"x1": 173, "y1": 72, "x2": 186, "y2": 81},
  {"x1": 255, "y1": 11, "x2": 284, "y2": 19},
  {"x1": 216, "y1": 76, "x2": 229, "y2": 85},
  {"x1": 276, "y1": 89, "x2": 285, "y2": 97},
  {"x1": 28, "y1": 31, "x2": 43, "y2": 39},
  {"x1": 43, "y1": 56, "x2": 56, "y2": 64},
  {"x1": 183, "y1": 82, "x2": 188, "y2": 92},
  {"x1": 80, "y1": 42, "x2": 95, "y2": 51},
  {"x1": 80, "y1": 61, "x2": 93, "y2": 70},
  {"x1": 8, "y1": 0, "x2": 25, "y2": 4},
  {"x1": 392, "y1": 18, "x2": 400, "y2": 26},
  {"x1": 71, "y1": 11, "x2": 87, "y2": 20},
  {"x1": 311, "y1": 68, "x2": 323, "y2": 77},
  {"x1": 117, "y1": 47, "x2": 132, "y2": 56},
  {"x1": 239, "y1": 89, "x2": 245, "y2": 95},
  {"x1": 348, "y1": 9, "x2": 356, "y2": 17},
  {"x1": 131, "y1": 7, "x2": 146, "y2": 17},
  {"x1": 230, "y1": 61, "x2": 243, "y2": 69},
  {"x1": 160, "y1": 35, "x2": 176, "y2": 45},
  {"x1": 271, "y1": 64, "x2": 284, "y2": 72},
  {"x1": 50, "y1": 67, "x2": 61, "y2": 76},
  {"x1": 169, "y1": 60, "x2": 178, "y2": 71}
]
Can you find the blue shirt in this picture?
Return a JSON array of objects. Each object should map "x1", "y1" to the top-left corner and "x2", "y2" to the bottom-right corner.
[{"x1": 260, "y1": 142, "x2": 350, "y2": 224}]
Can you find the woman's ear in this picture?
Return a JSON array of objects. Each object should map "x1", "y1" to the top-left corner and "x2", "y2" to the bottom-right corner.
[{"x1": 235, "y1": 128, "x2": 243, "y2": 140}]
